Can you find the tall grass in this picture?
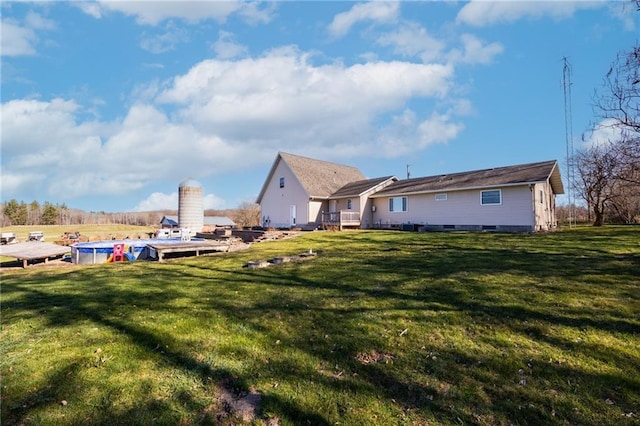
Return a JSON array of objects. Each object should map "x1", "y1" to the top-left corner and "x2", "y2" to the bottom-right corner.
[{"x1": 1, "y1": 227, "x2": 638, "y2": 425}]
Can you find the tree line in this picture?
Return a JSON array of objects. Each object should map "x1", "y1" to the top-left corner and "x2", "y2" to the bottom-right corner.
[
  {"x1": 0, "y1": 200, "x2": 262, "y2": 228},
  {"x1": 0, "y1": 200, "x2": 164, "y2": 227}
]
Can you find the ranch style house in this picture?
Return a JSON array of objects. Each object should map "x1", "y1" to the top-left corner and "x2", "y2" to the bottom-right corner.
[{"x1": 256, "y1": 152, "x2": 564, "y2": 232}]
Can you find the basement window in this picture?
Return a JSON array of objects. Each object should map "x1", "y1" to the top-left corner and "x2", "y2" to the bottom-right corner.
[
  {"x1": 481, "y1": 190, "x2": 501, "y2": 205},
  {"x1": 389, "y1": 197, "x2": 408, "y2": 212}
]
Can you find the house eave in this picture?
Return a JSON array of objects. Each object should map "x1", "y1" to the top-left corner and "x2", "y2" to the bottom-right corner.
[
  {"x1": 329, "y1": 176, "x2": 399, "y2": 200},
  {"x1": 370, "y1": 180, "x2": 553, "y2": 198}
]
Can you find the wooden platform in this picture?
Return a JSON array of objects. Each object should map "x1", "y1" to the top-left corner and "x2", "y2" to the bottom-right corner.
[
  {"x1": 0, "y1": 242, "x2": 71, "y2": 268},
  {"x1": 147, "y1": 240, "x2": 232, "y2": 262}
]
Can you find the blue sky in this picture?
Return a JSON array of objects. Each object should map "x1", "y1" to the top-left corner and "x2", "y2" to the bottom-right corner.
[{"x1": 1, "y1": 1, "x2": 637, "y2": 212}]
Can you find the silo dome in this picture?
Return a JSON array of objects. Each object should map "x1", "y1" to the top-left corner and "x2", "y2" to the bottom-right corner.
[{"x1": 178, "y1": 178, "x2": 203, "y2": 235}]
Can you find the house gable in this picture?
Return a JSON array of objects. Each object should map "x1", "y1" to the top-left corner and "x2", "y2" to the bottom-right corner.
[{"x1": 257, "y1": 152, "x2": 366, "y2": 203}]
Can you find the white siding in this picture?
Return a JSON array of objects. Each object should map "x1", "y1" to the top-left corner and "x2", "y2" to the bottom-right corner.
[
  {"x1": 372, "y1": 185, "x2": 536, "y2": 228},
  {"x1": 309, "y1": 200, "x2": 328, "y2": 224},
  {"x1": 260, "y1": 161, "x2": 310, "y2": 228},
  {"x1": 333, "y1": 197, "x2": 361, "y2": 214},
  {"x1": 532, "y1": 182, "x2": 557, "y2": 231}
]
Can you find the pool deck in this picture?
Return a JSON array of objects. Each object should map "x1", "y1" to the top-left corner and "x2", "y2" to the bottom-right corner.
[
  {"x1": 0, "y1": 242, "x2": 71, "y2": 268},
  {"x1": 147, "y1": 240, "x2": 233, "y2": 262},
  {"x1": 1, "y1": 239, "x2": 235, "y2": 268}
]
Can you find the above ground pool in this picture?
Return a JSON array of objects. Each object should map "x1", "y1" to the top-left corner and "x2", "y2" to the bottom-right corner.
[{"x1": 70, "y1": 238, "x2": 203, "y2": 265}]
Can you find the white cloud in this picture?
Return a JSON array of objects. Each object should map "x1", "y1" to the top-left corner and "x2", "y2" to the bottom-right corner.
[
  {"x1": 1, "y1": 12, "x2": 55, "y2": 57},
  {"x1": 75, "y1": 2, "x2": 103, "y2": 19},
  {"x1": 237, "y1": 1, "x2": 278, "y2": 25},
  {"x1": 133, "y1": 191, "x2": 225, "y2": 211},
  {"x1": 154, "y1": 48, "x2": 454, "y2": 157},
  {"x1": 328, "y1": 1, "x2": 400, "y2": 38},
  {"x1": 456, "y1": 0, "x2": 603, "y2": 27},
  {"x1": 0, "y1": 98, "x2": 106, "y2": 197},
  {"x1": 376, "y1": 21, "x2": 445, "y2": 62},
  {"x1": 375, "y1": 23, "x2": 502, "y2": 65},
  {"x1": 581, "y1": 118, "x2": 626, "y2": 149},
  {"x1": 211, "y1": 30, "x2": 248, "y2": 59},
  {"x1": 0, "y1": 19, "x2": 37, "y2": 56},
  {"x1": 417, "y1": 112, "x2": 465, "y2": 146},
  {"x1": 203, "y1": 194, "x2": 226, "y2": 210},
  {"x1": 83, "y1": 1, "x2": 275, "y2": 26},
  {"x1": 24, "y1": 11, "x2": 56, "y2": 30},
  {"x1": 140, "y1": 23, "x2": 190, "y2": 54},
  {"x1": 1, "y1": 98, "x2": 88, "y2": 157},
  {"x1": 133, "y1": 191, "x2": 177, "y2": 211},
  {"x1": 447, "y1": 34, "x2": 503, "y2": 65},
  {"x1": 373, "y1": 109, "x2": 464, "y2": 157}
]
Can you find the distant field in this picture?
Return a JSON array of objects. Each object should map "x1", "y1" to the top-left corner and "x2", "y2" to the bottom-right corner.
[
  {"x1": 0, "y1": 224, "x2": 156, "y2": 243},
  {"x1": 1, "y1": 227, "x2": 639, "y2": 425}
]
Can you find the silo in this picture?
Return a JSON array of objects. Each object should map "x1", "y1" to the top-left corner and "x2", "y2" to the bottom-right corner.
[{"x1": 178, "y1": 178, "x2": 204, "y2": 235}]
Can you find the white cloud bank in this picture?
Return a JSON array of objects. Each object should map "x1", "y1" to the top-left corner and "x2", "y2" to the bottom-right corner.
[
  {"x1": 79, "y1": 1, "x2": 275, "y2": 26},
  {"x1": 456, "y1": 0, "x2": 604, "y2": 27},
  {"x1": 1, "y1": 46, "x2": 464, "y2": 205}
]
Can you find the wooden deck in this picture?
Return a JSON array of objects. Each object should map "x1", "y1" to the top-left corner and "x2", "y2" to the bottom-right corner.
[
  {"x1": 147, "y1": 240, "x2": 232, "y2": 262},
  {"x1": 321, "y1": 211, "x2": 361, "y2": 230},
  {"x1": 0, "y1": 242, "x2": 71, "y2": 268}
]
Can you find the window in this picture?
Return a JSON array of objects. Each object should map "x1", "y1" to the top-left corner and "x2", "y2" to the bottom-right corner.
[
  {"x1": 347, "y1": 199, "x2": 352, "y2": 210},
  {"x1": 539, "y1": 190, "x2": 544, "y2": 204},
  {"x1": 389, "y1": 197, "x2": 408, "y2": 212},
  {"x1": 279, "y1": 177, "x2": 285, "y2": 188},
  {"x1": 481, "y1": 190, "x2": 501, "y2": 205},
  {"x1": 435, "y1": 194, "x2": 447, "y2": 201}
]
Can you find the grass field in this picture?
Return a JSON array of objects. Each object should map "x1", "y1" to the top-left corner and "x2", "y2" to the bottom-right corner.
[{"x1": 1, "y1": 227, "x2": 638, "y2": 425}]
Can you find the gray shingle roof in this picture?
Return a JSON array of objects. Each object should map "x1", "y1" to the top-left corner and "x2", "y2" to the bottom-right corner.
[
  {"x1": 160, "y1": 216, "x2": 179, "y2": 227},
  {"x1": 281, "y1": 152, "x2": 365, "y2": 198},
  {"x1": 331, "y1": 176, "x2": 397, "y2": 198},
  {"x1": 372, "y1": 160, "x2": 564, "y2": 197},
  {"x1": 257, "y1": 152, "x2": 366, "y2": 202}
]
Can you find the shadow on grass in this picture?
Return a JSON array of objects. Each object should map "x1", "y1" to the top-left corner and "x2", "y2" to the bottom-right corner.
[
  {"x1": 3, "y1": 275, "x2": 333, "y2": 425},
  {"x1": 2, "y1": 228, "x2": 639, "y2": 424}
]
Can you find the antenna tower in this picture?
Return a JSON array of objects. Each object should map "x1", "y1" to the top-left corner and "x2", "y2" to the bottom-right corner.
[{"x1": 562, "y1": 57, "x2": 576, "y2": 227}]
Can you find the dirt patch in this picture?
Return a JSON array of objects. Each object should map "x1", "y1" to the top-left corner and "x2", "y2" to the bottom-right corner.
[
  {"x1": 206, "y1": 387, "x2": 281, "y2": 425},
  {"x1": 355, "y1": 350, "x2": 396, "y2": 365}
]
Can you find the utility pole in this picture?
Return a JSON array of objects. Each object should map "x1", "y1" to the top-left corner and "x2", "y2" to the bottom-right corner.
[{"x1": 562, "y1": 57, "x2": 576, "y2": 227}]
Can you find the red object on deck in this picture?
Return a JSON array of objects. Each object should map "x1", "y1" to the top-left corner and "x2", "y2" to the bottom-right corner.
[{"x1": 112, "y1": 243, "x2": 125, "y2": 262}]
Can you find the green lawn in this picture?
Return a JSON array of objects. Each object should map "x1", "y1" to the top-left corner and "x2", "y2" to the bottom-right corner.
[{"x1": 1, "y1": 227, "x2": 638, "y2": 425}]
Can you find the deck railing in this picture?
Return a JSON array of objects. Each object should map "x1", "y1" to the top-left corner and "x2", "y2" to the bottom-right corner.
[{"x1": 321, "y1": 211, "x2": 361, "y2": 230}]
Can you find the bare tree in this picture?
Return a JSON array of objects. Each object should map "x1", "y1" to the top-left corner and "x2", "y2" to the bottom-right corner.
[
  {"x1": 592, "y1": 42, "x2": 640, "y2": 185},
  {"x1": 232, "y1": 202, "x2": 261, "y2": 228},
  {"x1": 578, "y1": 10, "x2": 640, "y2": 225},
  {"x1": 573, "y1": 142, "x2": 624, "y2": 226}
]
